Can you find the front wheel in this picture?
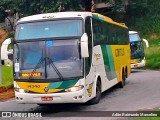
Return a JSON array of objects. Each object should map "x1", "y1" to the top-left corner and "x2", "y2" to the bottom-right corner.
[{"x1": 89, "y1": 80, "x2": 101, "y2": 105}]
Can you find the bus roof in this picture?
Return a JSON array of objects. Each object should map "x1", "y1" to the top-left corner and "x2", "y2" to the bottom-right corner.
[
  {"x1": 129, "y1": 31, "x2": 138, "y2": 34},
  {"x1": 17, "y1": 12, "x2": 128, "y2": 29},
  {"x1": 92, "y1": 13, "x2": 128, "y2": 29},
  {"x1": 17, "y1": 12, "x2": 92, "y2": 23}
]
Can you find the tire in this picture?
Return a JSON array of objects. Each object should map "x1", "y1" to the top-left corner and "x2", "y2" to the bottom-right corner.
[
  {"x1": 117, "y1": 71, "x2": 126, "y2": 88},
  {"x1": 125, "y1": 68, "x2": 128, "y2": 78},
  {"x1": 89, "y1": 80, "x2": 101, "y2": 105}
]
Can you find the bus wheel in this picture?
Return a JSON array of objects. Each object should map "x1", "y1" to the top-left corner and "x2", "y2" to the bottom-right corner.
[
  {"x1": 125, "y1": 67, "x2": 128, "y2": 78},
  {"x1": 117, "y1": 71, "x2": 126, "y2": 88},
  {"x1": 89, "y1": 80, "x2": 101, "y2": 104}
]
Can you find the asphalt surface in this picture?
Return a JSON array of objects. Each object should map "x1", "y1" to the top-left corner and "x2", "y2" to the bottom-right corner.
[{"x1": 0, "y1": 69, "x2": 160, "y2": 119}]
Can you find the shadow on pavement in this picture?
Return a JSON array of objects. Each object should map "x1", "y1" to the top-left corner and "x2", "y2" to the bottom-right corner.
[
  {"x1": 131, "y1": 69, "x2": 146, "y2": 73},
  {"x1": 30, "y1": 80, "x2": 131, "y2": 117}
]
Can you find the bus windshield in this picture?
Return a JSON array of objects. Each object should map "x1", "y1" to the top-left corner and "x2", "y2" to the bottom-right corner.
[
  {"x1": 129, "y1": 33, "x2": 141, "y2": 42},
  {"x1": 15, "y1": 19, "x2": 83, "y2": 40},
  {"x1": 14, "y1": 40, "x2": 83, "y2": 80},
  {"x1": 129, "y1": 33, "x2": 144, "y2": 59}
]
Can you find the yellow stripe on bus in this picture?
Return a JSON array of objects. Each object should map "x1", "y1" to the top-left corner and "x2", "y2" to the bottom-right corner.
[
  {"x1": 16, "y1": 82, "x2": 63, "y2": 93},
  {"x1": 92, "y1": 13, "x2": 128, "y2": 29}
]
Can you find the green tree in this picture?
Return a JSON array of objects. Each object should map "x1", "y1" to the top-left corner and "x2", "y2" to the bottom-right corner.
[
  {"x1": 0, "y1": 0, "x2": 95, "y2": 19},
  {"x1": 0, "y1": 0, "x2": 7, "y2": 22}
]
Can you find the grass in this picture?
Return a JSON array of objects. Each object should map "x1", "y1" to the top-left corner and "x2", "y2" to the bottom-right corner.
[
  {"x1": 131, "y1": 117, "x2": 160, "y2": 120},
  {"x1": 0, "y1": 65, "x2": 13, "y2": 87},
  {"x1": 144, "y1": 38, "x2": 160, "y2": 70}
]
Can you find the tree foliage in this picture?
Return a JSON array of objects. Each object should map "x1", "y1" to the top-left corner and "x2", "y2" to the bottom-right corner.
[
  {"x1": 0, "y1": 0, "x2": 159, "y2": 18},
  {"x1": 0, "y1": 0, "x2": 85, "y2": 19},
  {"x1": 0, "y1": 0, "x2": 8, "y2": 22}
]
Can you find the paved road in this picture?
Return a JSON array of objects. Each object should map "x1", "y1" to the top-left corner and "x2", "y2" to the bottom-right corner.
[{"x1": 0, "y1": 69, "x2": 160, "y2": 119}]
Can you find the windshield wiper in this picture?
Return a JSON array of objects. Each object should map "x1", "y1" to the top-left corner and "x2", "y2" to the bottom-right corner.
[
  {"x1": 28, "y1": 57, "x2": 64, "y2": 80},
  {"x1": 28, "y1": 48, "x2": 45, "y2": 79},
  {"x1": 46, "y1": 57, "x2": 64, "y2": 80},
  {"x1": 28, "y1": 57, "x2": 44, "y2": 80}
]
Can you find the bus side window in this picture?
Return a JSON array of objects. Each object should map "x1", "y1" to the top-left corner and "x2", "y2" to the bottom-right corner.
[
  {"x1": 85, "y1": 17, "x2": 93, "y2": 75},
  {"x1": 92, "y1": 18, "x2": 102, "y2": 45}
]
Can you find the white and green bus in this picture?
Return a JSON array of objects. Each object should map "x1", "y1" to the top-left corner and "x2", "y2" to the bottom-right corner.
[
  {"x1": 13, "y1": 12, "x2": 130, "y2": 105},
  {"x1": 129, "y1": 31, "x2": 149, "y2": 68}
]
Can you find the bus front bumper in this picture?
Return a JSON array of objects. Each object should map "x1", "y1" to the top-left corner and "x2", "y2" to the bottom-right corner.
[
  {"x1": 131, "y1": 60, "x2": 145, "y2": 69},
  {"x1": 15, "y1": 90, "x2": 85, "y2": 104}
]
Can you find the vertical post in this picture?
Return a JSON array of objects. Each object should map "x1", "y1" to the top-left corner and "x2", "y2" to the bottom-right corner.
[{"x1": 0, "y1": 47, "x2": 2, "y2": 83}]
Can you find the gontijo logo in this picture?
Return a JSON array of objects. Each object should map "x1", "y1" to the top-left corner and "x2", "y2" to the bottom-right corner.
[
  {"x1": 115, "y1": 48, "x2": 125, "y2": 57},
  {"x1": 94, "y1": 53, "x2": 101, "y2": 61}
]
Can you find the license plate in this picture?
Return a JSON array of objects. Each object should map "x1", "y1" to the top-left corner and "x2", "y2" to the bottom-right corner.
[{"x1": 41, "y1": 96, "x2": 53, "y2": 101}]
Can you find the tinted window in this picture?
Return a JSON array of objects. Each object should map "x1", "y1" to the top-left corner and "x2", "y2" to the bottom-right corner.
[
  {"x1": 93, "y1": 18, "x2": 129, "y2": 45},
  {"x1": 85, "y1": 17, "x2": 93, "y2": 75},
  {"x1": 16, "y1": 19, "x2": 83, "y2": 40}
]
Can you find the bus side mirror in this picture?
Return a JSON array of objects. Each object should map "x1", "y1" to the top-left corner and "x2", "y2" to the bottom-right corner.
[
  {"x1": 142, "y1": 39, "x2": 149, "y2": 48},
  {"x1": 81, "y1": 33, "x2": 89, "y2": 58}
]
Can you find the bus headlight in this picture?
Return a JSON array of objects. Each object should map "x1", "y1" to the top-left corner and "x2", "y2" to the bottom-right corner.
[
  {"x1": 65, "y1": 85, "x2": 84, "y2": 92},
  {"x1": 14, "y1": 87, "x2": 29, "y2": 93}
]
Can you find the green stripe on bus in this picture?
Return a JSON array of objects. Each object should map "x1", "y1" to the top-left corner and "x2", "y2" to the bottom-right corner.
[
  {"x1": 101, "y1": 45, "x2": 116, "y2": 80},
  {"x1": 59, "y1": 80, "x2": 78, "y2": 89},
  {"x1": 92, "y1": 14, "x2": 104, "y2": 21},
  {"x1": 48, "y1": 81, "x2": 62, "y2": 89},
  {"x1": 48, "y1": 80, "x2": 78, "y2": 89}
]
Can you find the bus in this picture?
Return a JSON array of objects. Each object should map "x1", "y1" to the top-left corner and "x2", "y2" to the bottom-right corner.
[
  {"x1": 13, "y1": 12, "x2": 130, "y2": 105},
  {"x1": 129, "y1": 31, "x2": 149, "y2": 69}
]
